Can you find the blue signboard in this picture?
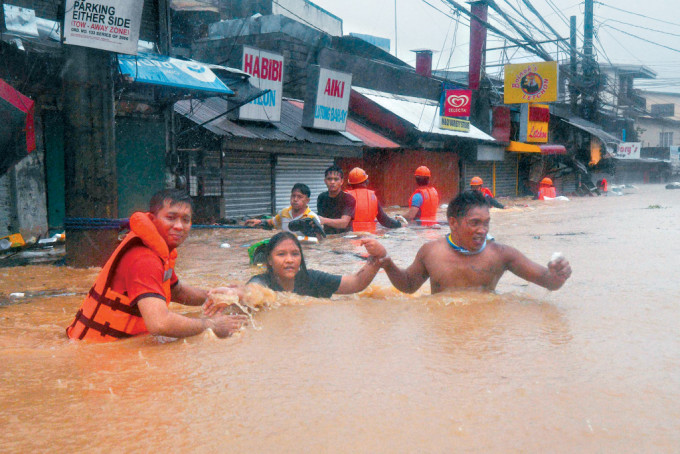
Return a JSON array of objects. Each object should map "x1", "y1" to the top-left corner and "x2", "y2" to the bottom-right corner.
[{"x1": 117, "y1": 53, "x2": 233, "y2": 94}]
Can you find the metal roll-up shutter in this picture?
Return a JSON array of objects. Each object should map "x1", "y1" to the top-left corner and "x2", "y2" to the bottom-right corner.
[
  {"x1": 463, "y1": 155, "x2": 518, "y2": 197},
  {"x1": 223, "y1": 152, "x2": 273, "y2": 218},
  {"x1": 0, "y1": 173, "x2": 12, "y2": 236},
  {"x1": 275, "y1": 156, "x2": 334, "y2": 212}
]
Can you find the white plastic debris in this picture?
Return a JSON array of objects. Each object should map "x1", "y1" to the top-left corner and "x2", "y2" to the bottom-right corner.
[{"x1": 220, "y1": 243, "x2": 231, "y2": 249}]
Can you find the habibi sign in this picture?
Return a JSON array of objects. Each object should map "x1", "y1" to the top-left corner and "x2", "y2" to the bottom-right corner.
[
  {"x1": 239, "y1": 46, "x2": 284, "y2": 122},
  {"x1": 440, "y1": 88, "x2": 471, "y2": 132},
  {"x1": 63, "y1": 0, "x2": 143, "y2": 55},
  {"x1": 302, "y1": 66, "x2": 352, "y2": 131},
  {"x1": 504, "y1": 61, "x2": 558, "y2": 104}
]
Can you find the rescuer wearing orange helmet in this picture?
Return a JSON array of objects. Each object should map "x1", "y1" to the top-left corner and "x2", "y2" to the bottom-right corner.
[
  {"x1": 538, "y1": 177, "x2": 557, "y2": 200},
  {"x1": 469, "y1": 176, "x2": 505, "y2": 208},
  {"x1": 404, "y1": 166, "x2": 440, "y2": 226},
  {"x1": 346, "y1": 167, "x2": 404, "y2": 232},
  {"x1": 65, "y1": 189, "x2": 247, "y2": 342}
]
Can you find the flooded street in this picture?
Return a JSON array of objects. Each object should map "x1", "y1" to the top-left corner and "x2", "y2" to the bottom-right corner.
[{"x1": 1, "y1": 184, "x2": 679, "y2": 452}]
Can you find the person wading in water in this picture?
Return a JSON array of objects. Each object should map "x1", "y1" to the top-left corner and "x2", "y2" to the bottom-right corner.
[{"x1": 380, "y1": 190, "x2": 571, "y2": 294}]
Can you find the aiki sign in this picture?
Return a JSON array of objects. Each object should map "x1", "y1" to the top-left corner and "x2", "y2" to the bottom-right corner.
[{"x1": 443, "y1": 89, "x2": 472, "y2": 117}]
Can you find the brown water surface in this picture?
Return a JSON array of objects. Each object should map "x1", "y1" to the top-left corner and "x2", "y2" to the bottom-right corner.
[{"x1": 1, "y1": 185, "x2": 679, "y2": 452}]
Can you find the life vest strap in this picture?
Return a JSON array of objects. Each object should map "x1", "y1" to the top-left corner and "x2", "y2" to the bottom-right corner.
[
  {"x1": 88, "y1": 287, "x2": 142, "y2": 317},
  {"x1": 73, "y1": 310, "x2": 133, "y2": 339}
]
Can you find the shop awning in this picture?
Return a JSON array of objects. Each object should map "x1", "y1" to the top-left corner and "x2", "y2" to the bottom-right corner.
[
  {"x1": 561, "y1": 117, "x2": 620, "y2": 150},
  {"x1": 117, "y1": 53, "x2": 233, "y2": 95},
  {"x1": 352, "y1": 87, "x2": 495, "y2": 142},
  {"x1": 0, "y1": 78, "x2": 35, "y2": 175},
  {"x1": 506, "y1": 141, "x2": 566, "y2": 155}
]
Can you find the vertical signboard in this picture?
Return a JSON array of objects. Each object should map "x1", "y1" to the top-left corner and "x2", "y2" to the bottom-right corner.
[
  {"x1": 519, "y1": 103, "x2": 550, "y2": 143},
  {"x1": 239, "y1": 46, "x2": 284, "y2": 122},
  {"x1": 63, "y1": 0, "x2": 143, "y2": 55},
  {"x1": 504, "y1": 61, "x2": 558, "y2": 104},
  {"x1": 439, "y1": 88, "x2": 471, "y2": 132},
  {"x1": 302, "y1": 66, "x2": 352, "y2": 131}
]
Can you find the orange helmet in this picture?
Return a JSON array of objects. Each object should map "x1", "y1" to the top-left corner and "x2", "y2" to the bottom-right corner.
[
  {"x1": 414, "y1": 166, "x2": 431, "y2": 177},
  {"x1": 470, "y1": 176, "x2": 483, "y2": 186},
  {"x1": 348, "y1": 167, "x2": 368, "y2": 185},
  {"x1": 540, "y1": 177, "x2": 553, "y2": 185}
]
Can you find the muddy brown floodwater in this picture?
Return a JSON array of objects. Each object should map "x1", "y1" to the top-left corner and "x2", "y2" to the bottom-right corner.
[{"x1": 1, "y1": 184, "x2": 679, "y2": 452}]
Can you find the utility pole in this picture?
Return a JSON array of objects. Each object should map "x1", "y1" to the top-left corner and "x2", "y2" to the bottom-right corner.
[
  {"x1": 570, "y1": 15, "x2": 578, "y2": 115},
  {"x1": 581, "y1": 0, "x2": 598, "y2": 121},
  {"x1": 394, "y1": 0, "x2": 398, "y2": 58},
  {"x1": 467, "y1": 0, "x2": 491, "y2": 133}
]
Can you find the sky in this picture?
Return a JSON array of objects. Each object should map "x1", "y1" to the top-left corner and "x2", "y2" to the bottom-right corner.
[{"x1": 310, "y1": 0, "x2": 680, "y2": 94}]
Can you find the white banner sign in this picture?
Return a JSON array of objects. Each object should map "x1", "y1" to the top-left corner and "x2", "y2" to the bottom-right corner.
[
  {"x1": 63, "y1": 0, "x2": 143, "y2": 55},
  {"x1": 614, "y1": 142, "x2": 641, "y2": 159},
  {"x1": 303, "y1": 67, "x2": 352, "y2": 131},
  {"x1": 239, "y1": 46, "x2": 284, "y2": 122}
]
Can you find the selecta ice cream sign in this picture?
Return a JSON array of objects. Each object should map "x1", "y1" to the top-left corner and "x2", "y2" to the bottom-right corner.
[
  {"x1": 302, "y1": 66, "x2": 352, "y2": 131},
  {"x1": 443, "y1": 89, "x2": 471, "y2": 117},
  {"x1": 239, "y1": 46, "x2": 284, "y2": 122}
]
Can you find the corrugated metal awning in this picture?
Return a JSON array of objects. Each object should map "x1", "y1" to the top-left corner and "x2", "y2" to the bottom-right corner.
[
  {"x1": 175, "y1": 98, "x2": 363, "y2": 149},
  {"x1": 561, "y1": 117, "x2": 620, "y2": 150},
  {"x1": 352, "y1": 87, "x2": 495, "y2": 142},
  {"x1": 345, "y1": 119, "x2": 400, "y2": 149}
]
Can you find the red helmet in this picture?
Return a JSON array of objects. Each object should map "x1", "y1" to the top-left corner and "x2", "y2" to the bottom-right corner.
[
  {"x1": 470, "y1": 176, "x2": 483, "y2": 186},
  {"x1": 348, "y1": 167, "x2": 368, "y2": 185},
  {"x1": 540, "y1": 177, "x2": 553, "y2": 185},
  {"x1": 414, "y1": 166, "x2": 431, "y2": 177}
]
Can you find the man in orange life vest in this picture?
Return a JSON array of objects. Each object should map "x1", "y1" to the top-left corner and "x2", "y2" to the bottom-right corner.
[
  {"x1": 346, "y1": 167, "x2": 405, "y2": 233},
  {"x1": 470, "y1": 176, "x2": 504, "y2": 208},
  {"x1": 66, "y1": 189, "x2": 247, "y2": 342},
  {"x1": 538, "y1": 177, "x2": 557, "y2": 200},
  {"x1": 404, "y1": 166, "x2": 440, "y2": 226}
]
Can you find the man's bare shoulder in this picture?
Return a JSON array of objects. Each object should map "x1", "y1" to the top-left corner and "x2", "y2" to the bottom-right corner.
[{"x1": 418, "y1": 236, "x2": 448, "y2": 256}]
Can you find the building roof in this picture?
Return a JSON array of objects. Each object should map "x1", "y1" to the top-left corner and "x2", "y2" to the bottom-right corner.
[
  {"x1": 600, "y1": 64, "x2": 657, "y2": 80},
  {"x1": 353, "y1": 87, "x2": 495, "y2": 142},
  {"x1": 174, "y1": 97, "x2": 368, "y2": 149}
]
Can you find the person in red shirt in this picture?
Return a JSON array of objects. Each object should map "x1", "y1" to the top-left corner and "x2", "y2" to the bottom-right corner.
[
  {"x1": 470, "y1": 176, "x2": 504, "y2": 208},
  {"x1": 66, "y1": 189, "x2": 247, "y2": 342}
]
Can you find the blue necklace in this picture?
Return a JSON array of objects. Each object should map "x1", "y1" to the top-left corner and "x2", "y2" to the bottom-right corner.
[{"x1": 446, "y1": 234, "x2": 487, "y2": 255}]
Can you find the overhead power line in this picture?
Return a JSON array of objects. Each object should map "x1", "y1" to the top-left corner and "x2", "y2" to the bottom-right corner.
[
  {"x1": 602, "y1": 25, "x2": 680, "y2": 54},
  {"x1": 595, "y1": 2, "x2": 680, "y2": 29},
  {"x1": 599, "y1": 19, "x2": 680, "y2": 38}
]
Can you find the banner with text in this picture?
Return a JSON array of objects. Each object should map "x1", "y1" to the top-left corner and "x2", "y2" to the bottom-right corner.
[
  {"x1": 239, "y1": 46, "x2": 284, "y2": 122},
  {"x1": 302, "y1": 66, "x2": 352, "y2": 131},
  {"x1": 439, "y1": 88, "x2": 471, "y2": 132},
  {"x1": 63, "y1": 0, "x2": 143, "y2": 55},
  {"x1": 614, "y1": 142, "x2": 641, "y2": 159},
  {"x1": 504, "y1": 61, "x2": 558, "y2": 104}
]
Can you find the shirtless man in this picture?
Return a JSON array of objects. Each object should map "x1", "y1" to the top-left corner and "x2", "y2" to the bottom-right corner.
[{"x1": 380, "y1": 190, "x2": 571, "y2": 293}]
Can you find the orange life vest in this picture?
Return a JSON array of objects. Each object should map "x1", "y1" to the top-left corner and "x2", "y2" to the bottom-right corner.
[
  {"x1": 538, "y1": 186, "x2": 556, "y2": 200},
  {"x1": 480, "y1": 187, "x2": 494, "y2": 198},
  {"x1": 409, "y1": 186, "x2": 439, "y2": 225},
  {"x1": 66, "y1": 212, "x2": 177, "y2": 342},
  {"x1": 347, "y1": 188, "x2": 378, "y2": 233}
]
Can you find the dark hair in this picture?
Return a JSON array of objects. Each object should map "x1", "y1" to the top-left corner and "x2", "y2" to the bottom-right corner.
[
  {"x1": 291, "y1": 183, "x2": 311, "y2": 198},
  {"x1": 324, "y1": 164, "x2": 344, "y2": 178},
  {"x1": 415, "y1": 176, "x2": 430, "y2": 186},
  {"x1": 446, "y1": 190, "x2": 489, "y2": 219},
  {"x1": 265, "y1": 231, "x2": 308, "y2": 277},
  {"x1": 149, "y1": 189, "x2": 193, "y2": 214}
]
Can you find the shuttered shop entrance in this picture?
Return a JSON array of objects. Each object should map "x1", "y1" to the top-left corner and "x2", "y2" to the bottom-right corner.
[
  {"x1": 275, "y1": 156, "x2": 334, "y2": 212},
  {"x1": 223, "y1": 152, "x2": 273, "y2": 218},
  {"x1": 463, "y1": 154, "x2": 518, "y2": 197}
]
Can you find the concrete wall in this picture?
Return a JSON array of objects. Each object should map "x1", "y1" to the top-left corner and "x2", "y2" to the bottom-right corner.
[
  {"x1": 272, "y1": 0, "x2": 342, "y2": 36},
  {"x1": 637, "y1": 117, "x2": 680, "y2": 148},
  {"x1": 0, "y1": 172, "x2": 12, "y2": 237}
]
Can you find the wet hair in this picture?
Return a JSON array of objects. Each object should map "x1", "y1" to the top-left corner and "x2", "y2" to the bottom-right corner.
[
  {"x1": 264, "y1": 231, "x2": 308, "y2": 277},
  {"x1": 324, "y1": 164, "x2": 344, "y2": 178},
  {"x1": 291, "y1": 183, "x2": 311, "y2": 198},
  {"x1": 446, "y1": 190, "x2": 489, "y2": 219},
  {"x1": 415, "y1": 176, "x2": 430, "y2": 186},
  {"x1": 149, "y1": 189, "x2": 193, "y2": 214}
]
